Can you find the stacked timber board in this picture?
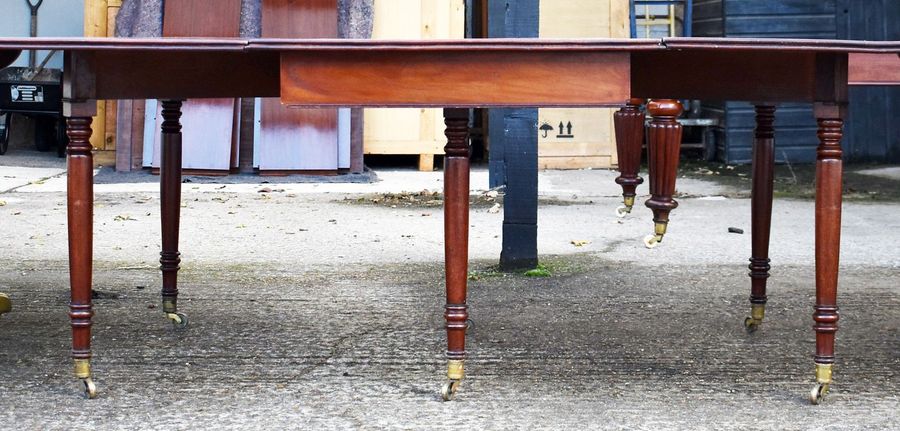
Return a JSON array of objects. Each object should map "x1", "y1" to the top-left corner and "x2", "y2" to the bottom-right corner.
[
  {"x1": 149, "y1": 0, "x2": 242, "y2": 174},
  {"x1": 256, "y1": 0, "x2": 343, "y2": 173}
]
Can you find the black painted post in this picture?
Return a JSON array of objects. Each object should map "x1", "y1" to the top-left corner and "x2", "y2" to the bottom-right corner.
[{"x1": 487, "y1": 0, "x2": 540, "y2": 270}]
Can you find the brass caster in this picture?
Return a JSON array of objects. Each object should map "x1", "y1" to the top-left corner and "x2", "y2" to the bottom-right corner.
[
  {"x1": 82, "y1": 378, "x2": 98, "y2": 399},
  {"x1": 809, "y1": 383, "x2": 829, "y2": 405},
  {"x1": 615, "y1": 206, "x2": 631, "y2": 218},
  {"x1": 441, "y1": 380, "x2": 461, "y2": 401},
  {"x1": 743, "y1": 317, "x2": 761, "y2": 334},
  {"x1": 643, "y1": 234, "x2": 662, "y2": 249},
  {"x1": 0, "y1": 293, "x2": 10, "y2": 315},
  {"x1": 166, "y1": 312, "x2": 188, "y2": 328}
]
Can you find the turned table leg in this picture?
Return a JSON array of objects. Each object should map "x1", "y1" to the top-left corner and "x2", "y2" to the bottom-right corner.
[
  {"x1": 441, "y1": 108, "x2": 470, "y2": 401},
  {"x1": 809, "y1": 107, "x2": 844, "y2": 405},
  {"x1": 160, "y1": 100, "x2": 187, "y2": 327},
  {"x1": 745, "y1": 105, "x2": 776, "y2": 333},
  {"x1": 614, "y1": 98, "x2": 645, "y2": 218},
  {"x1": 644, "y1": 99, "x2": 684, "y2": 248},
  {"x1": 66, "y1": 116, "x2": 97, "y2": 399}
]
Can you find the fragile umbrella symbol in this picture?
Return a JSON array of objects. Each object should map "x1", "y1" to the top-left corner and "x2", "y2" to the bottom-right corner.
[{"x1": 539, "y1": 123, "x2": 554, "y2": 138}]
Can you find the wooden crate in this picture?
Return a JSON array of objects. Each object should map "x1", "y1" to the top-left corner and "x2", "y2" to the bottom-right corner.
[
  {"x1": 363, "y1": 0, "x2": 465, "y2": 171},
  {"x1": 537, "y1": 0, "x2": 629, "y2": 169}
]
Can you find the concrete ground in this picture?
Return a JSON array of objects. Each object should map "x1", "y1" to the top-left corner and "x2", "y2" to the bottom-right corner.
[{"x1": 0, "y1": 156, "x2": 898, "y2": 430}]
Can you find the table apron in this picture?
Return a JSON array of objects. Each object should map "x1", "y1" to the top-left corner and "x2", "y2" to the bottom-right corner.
[{"x1": 279, "y1": 50, "x2": 631, "y2": 108}]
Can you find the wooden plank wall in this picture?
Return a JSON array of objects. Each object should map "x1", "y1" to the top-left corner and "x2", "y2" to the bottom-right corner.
[
  {"x1": 694, "y1": 0, "x2": 838, "y2": 164},
  {"x1": 838, "y1": 0, "x2": 900, "y2": 162}
]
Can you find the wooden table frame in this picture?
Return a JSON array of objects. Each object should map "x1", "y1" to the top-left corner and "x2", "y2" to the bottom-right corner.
[{"x1": 0, "y1": 37, "x2": 897, "y2": 403}]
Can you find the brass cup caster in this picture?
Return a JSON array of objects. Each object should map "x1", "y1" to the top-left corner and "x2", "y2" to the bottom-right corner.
[
  {"x1": 809, "y1": 383, "x2": 829, "y2": 405},
  {"x1": 643, "y1": 234, "x2": 663, "y2": 249},
  {"x1": 743, "y1": 317, "x2": 760, "y2": 334},
  {"x1": 82, "y1": 378, "x2": 98, "y2": 399},
  {"x1": 744, "y1": 305, "x2": 765, "y2": 334},
  {"x1": 442, "y1": 359, "x2": 465, "y2": 401},
  {"x1": 166, "y1": 312, "x2": 188, "y2": 328},
  {"x1": 441, "y1": 379, "x2": 461, "y2": 401},
  {"x1": 616, "y1": 196, "x2": 636, "y2": 218},
  {"x1": 643, "y1": 222, "x2": 668, "y2": 249},
  {"x1": 809, "y1": 363, "x2": 833, "y2": 405},
  {"x1": 0, "y1": 293, "x2": 11, "y2": 315},
  {"x1": 75, "y1": 359, "x2": 98, "y2": 399}
]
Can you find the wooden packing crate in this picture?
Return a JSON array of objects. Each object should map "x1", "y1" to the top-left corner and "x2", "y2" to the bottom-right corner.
[
  {"x1": 537, "y1": 0, "x2": 629, "y2": 169},
  {"x1": 363, "y1": 0, "x2": 465, "y2": 171}
]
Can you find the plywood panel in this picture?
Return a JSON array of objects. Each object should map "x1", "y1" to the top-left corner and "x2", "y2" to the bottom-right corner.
[
  {"x1": 151, "y1": 99, "x2": 240, "y2": 170},
  {"x1": 258, "y1": 0, "x2": 339, "y2": 171},
  {"x1": 538, "y1": 0, "x2": 626, "y2": 169},
  {"x1": 152, "y1": 0, "x2": 241, "y2": 171},
  {"x1": 364, "y1": 0, "x2": 465, "y2": 162}
]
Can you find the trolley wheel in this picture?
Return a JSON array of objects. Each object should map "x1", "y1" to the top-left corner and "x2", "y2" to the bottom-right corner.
[{"x1": 0, "y1": 113, "x2": 9, "y2": 155}]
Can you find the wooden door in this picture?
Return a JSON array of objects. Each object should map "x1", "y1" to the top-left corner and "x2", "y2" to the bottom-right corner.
[{"x1": 257, "y1": 0, "x2": 339, "y2": 172}]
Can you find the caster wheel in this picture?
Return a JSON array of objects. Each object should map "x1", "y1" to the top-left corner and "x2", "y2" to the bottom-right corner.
[
  {"x1": 167, "y1": 312, "x2": 188, "y2": 328},
  {"x1": 441, "y1": 380, "x2": 460, "y2": 401},
  {"x1": 615, "y1": 206, "x2": 630, "y2": 218},
  {"x1": 0, "y1": 293, "x2": 11, "y2": 315},
  {"x1": 643, "y1": 234, "x2": 660, "y2": 249},
  {"x1": 809, "y1": 383, "x2": 829, "y2": 405},
  {"x1": 744, "y1": 317, "x2": 760, "y2": 334},
  {"x1": 466, "y1": 318, "x2": 474, "y2": 333},
  {"x1": 82, "y1": 378, "x2": 98, "y2": 399}
]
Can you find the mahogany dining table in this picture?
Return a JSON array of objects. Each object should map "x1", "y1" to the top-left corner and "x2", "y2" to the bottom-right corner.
[{"x1": 0, "y1": 36, "x2": 897, "y2": 404}]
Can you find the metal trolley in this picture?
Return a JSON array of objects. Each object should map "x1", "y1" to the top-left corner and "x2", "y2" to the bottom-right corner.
[{"x1": 0, "y1": 0, "x2": 66, "y2": 156}]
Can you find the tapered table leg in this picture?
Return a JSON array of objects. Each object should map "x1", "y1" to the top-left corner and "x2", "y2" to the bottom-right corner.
[
  {"x1": 441, "y1": 108, "x2": 470, "y2": 401},
  {"x1": 644, "y1": 100, "x2": 684, "y2": 248},
  {"x1": 66, "y1": 116, "x2": 97, "y2": 399},
  {"x1": 160, "y1": 100, "x2": 187, "y2": 327},
  {"x1": 745, "y1": 105, "x2": 776, "y2": 333},
  {"x1": 614, "y1": 98, "x2": 645, "y2": 218},
  {"x1": 809, "y1": 108, "x2": 844, "y2": 405}
]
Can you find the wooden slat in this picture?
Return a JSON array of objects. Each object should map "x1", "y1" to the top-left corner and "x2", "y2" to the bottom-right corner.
[
  {"x1": 849, "y1": 53, "x2": 900, "y2": 85},
  {"x1": 281, "y1": 50, "x2": 631, "y2": 107},
  {"x1": 163, "y1": 0, "x2": 242, "y2": 37},
  {"x1": 259, "y1": 0, "x2": 339, "y2": 171}
]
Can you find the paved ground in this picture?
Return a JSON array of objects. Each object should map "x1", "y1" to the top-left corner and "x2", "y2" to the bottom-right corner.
[{"x1": 0, "y1": 158, "x2": 898, "y2": 430}]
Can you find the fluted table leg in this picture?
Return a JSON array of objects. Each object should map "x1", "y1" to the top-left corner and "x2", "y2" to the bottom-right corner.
[
  {"x1": 441, "y1": 108, "x2": 470, "y2": 401},
  {"x1": 614, "y1": 98, "x2": 645, "y2": 218},
  {"x1": 160, "y1": 100, "x2": 188, "y2": 327},
  {"x1": 66, "y1": 116, "x2": 97, "y2": 399},
  {"x1": 809, "y1": 105, "x2": 845, "y2": 405},
  {"x1": 644, "y1": 99, "x2": 684, "y2": 248},
  {"x1": 745, "y1": 105, "x2": 776, "y2": 333}
]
